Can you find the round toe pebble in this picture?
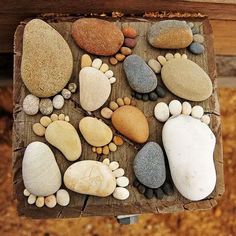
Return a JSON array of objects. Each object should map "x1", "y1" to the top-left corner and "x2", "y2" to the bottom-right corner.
[
  {"x1": 56, "y1": 189, "x2": 70, "y2": 206},
  {"x1": 61, "y1": 89, "x2": 72, "y2": 99},
  {"x1": 182, "y1": 101, "x2": 192, "y2": 115},
  {"x1": 154, "y1": 102, "x2": 169, "y2": 122},
  {"x1": 28, "y1": 194, "x2": 36, "y2": 205},
  {"x1": 189, "y1": 42, "x2": 205, "y2": 54},
  {"x1": 113, "y1": 187, "x2": 130, "y2": 200},
  {"x1": 201, "y1": 114, "x2": 210, "y2": 125},
  {"x1": 53, "y1": 95, "x2": 64, "y2": 109},
  {"x1": 109, "y1": 161, "x2": 119, "y2": 171},
  {"x1": 191, "y1": 105, "x2": 204, "y2": 119},
  {"x1": 23, "y1": 94, "x2": 40, "y2": 115},
  {"x1": 36, "y1": 197, "x2": 45, "y2": 208},
  {"x1": 39, "y1": 98, "x2": 53, "y2": 115},
  {"x1": 169, "y1": 100, "x2": 182, "y2": 116},
  {"x1": 116, "y1": 176, "x2": 129, "y2": 187},
  {"x1": 113, "y1": 168, "x2": 125, "y2": 178},
  {"x1": 45, "y1": 195, "x2": 57, "y2": 208},
  {"x1": 193, "y1": 34, "x2": 204, "y2": 43}
]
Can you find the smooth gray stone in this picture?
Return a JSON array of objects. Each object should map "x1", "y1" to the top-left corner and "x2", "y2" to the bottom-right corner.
[
  {"x1": 189, "y1": 42, "x2": 205, "y2": 55},
  {"x1": 133, "y1": 142, "x2": 166, "y2": 188},
  {"x1": 123, "y1": 55, "x2": 157, "y2": 93}
]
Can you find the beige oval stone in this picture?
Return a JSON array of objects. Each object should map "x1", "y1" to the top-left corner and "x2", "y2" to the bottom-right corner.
[
  {"x1": 21, "y1": 19, "x2": 73, "y2": 97},
  {"x1": 45, "y1": 120, "x2": 82, "y2": 161},
  {"x1": 161, "y1": 58, "x2": 213, "y2": 101},
  {"x1": 79, "y1": 117, "x2": 113, "y2": 147},
  {"x1": 81, "y1": 54, "x2": 92, "y2": 68},
  {"x1": 111, "y1": 105, "x2": 149, "y2": 143},
  {"x1": 79, "y1": 67, "x2": 111, "y2": 112},
  {"x1": 64, "y1": 160, "x2": 116, "y2": 197}
]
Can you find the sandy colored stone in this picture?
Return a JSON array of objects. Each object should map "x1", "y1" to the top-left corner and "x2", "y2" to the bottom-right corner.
[
  {"x1": 81, "y1": 54, "x2": 92, "y2": 68},
  {"x1": 96, "y1": 147, "x2": 102, "y2": 154},
  {"x1": 102, "y1": 146, "x2": 110, "y2": 155},
  {"x1": 148, "y1": 20, "x2": 193, "y2": 49},
  {"x1": 45, "y1": 120, "x2": 82, "y2": 161},
  {"x1": 79, "y1": 117, "x2": 113, "y2": 147},
  {"x1": 115, "y1": 53, "x2": 126, "y2": 62},
  {"x1": 39, "y1": 99, "x2": 53, "y2": 115},
  {"x1": 109, "y1": 142, "x2": 117, "y2": 152},
  {"x1": 79, "y1": 67, "x2": 111, "y2": 111},
  {"x1": 113, "y1": 136, "x2": 124, "y2": 146},
  {"x1": 161, "y1": 58, "x2": 213, "y2": 101},
  {"x1": 111, "y1": 105, "x2": 149, "y2": 143},
  {"x1": 109, "y1": 57, "x2": 118, "y2": 65},
  {"x1": 21, "y1": 19, "x2": 73, "y2": 97},
  {"x1": 64, "y1": 160, "x2": 116, "y2": 197},
  {"x1": 100, "y1": 63, "x2": 109, "y2": 73},
  {"x1": 101, "y1": 107, "x2": 113, "y2": 119},
  {"x1": 40, "y1": 116, "x2": 52, "y2": 127},
  {"x1": 23, "y1": 94, "x2": 39, "y2": 115},
  {"x1": 123, "y1": 97, "x2": 131, "y2": 105},
  {"x1": 109, "y1": 101, "x2": 119, "y2": 111},
  {"x1": 32, "y1": 123, "x2": 46, "y2": 136},
  {"x1": 72, "y1": 18, "x2": 124, "y2": 56},
  {"x1": 120, "y1": 47, "x2": 132, "y2": 56},
  {"x1": 116, "y1": 98, "x2": 124, "y2": 106}
]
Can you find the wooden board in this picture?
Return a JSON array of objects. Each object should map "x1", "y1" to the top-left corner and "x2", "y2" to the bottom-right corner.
[{"x1": 13, "y1": 16, "x2": 224, "y2": 219}]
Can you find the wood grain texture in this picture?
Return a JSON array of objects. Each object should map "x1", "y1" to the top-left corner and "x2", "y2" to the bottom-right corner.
[{"x1": 13, "y1": 16, "x2": 224, "y2": 219}]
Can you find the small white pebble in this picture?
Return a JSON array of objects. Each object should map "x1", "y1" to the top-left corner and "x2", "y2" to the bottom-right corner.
[
  {"x1": 201, "y1": 114, "x2": 210, "y2": 125},
  {"x1": 53, "y1": 95, "x2": 64, "y2": 109},
  {"x1": 169, "y1": 100, "x2": 182, "y2": 116},
  {"x1": 23, "y1": 94, "x2": 40, "y2": 115},
  {"x1": 36, "y1": 197, "x2": 45, "y2": 208},
  {"x1": 182, "y1": 101, "x2": 192, "y2": 115},
  {"x1": 100, "y1": 63, "x2": 109, "y2": 73},
  {"x1": 103, "y1": 158, "x2": 110, "y2": 166},
  {"x1": 61, "y1": 89, "x2": 72, "y2": 99},
  {"x1": 165, "y1": 53, "x2": 174, "y2": 60},
  {"x1": 104, "y1": 70, "x2": 114, "y2": 78},
  {"x1": 92, "y1": 58, "x2": 102, "y2": 69},
  {"x1": 45, "y1": 195, "x2": 57, "y2": 208},
  {"x1": 154, "y1": 102, "x2": 169, "y2": 122},
  {"x1": 174, "y1": 53, "x2": 181, "y2": 58},
  {"x1": 148, "y1": 59, "x2": 161, "y2": 74},
  {"x1": 182, "y1": 54, "x2": 188, "y2": 59},
  {"x1": 28, "y1": 194, "x2": 36, "y2": 205},
  {"x1": 113, "y1": 187, "x2": 129, "y2": 200},
  {"x1": 113, "y1": 168, "x2": 125, "y2": 178},
  {"x1": 191, "y1": 105, "x2": 204, "y2": 119},
  {"x1": 157, "y1": 55, "x2": 166, "y2": 65},
  {"x1": 23, "y1": 189, "x2": 30, "y2": 197},
  {"x1": 116, "y1": 176, "x2": 129, "y2": 187},
  {"x1": 109, "y1": 77, "x2": 116, "y2": 84},
  {"x1": 109, "y1": 161, "x2": 119, "y2": 171},
  {"x1": 65, "y1": 115, "x2": 70, "y2": 122},
  {"x1": 56, "y1": 189, "x2": 70, "y2": 206}
]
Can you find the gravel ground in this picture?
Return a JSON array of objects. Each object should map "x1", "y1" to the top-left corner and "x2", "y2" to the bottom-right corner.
[{"x1": 0, "y1": 88, "x2": 235, "y2": 236}]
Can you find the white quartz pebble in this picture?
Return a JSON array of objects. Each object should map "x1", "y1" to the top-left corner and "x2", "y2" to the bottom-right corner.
[
  {"x1": 182, "y1": 101, "x2": 192, "y2": 115},
  {"x1": 56, "y1": 189, "x2": 70, "y2": 206},
  {"x1": 109, "y1": 161, "x2": 119, "y2": 171},
  {"x1": 23, "y1": 94, "x2": 40, "y2": 115},
  {"x1": 157, "y1": 55, "x2": 167, "y2": 65},
  {"x1": 113, "y1": 168, "x2": 125, "y2": 178},
  {"x1": 113, "y1": 187, "x2": 130, "y2": 200},
  {"x1": 36, "y1": 197, "x2": 45, "y2": 208},
  {"x1": 182, "y1": 54, "x2": 188, "y2": 59},
  {"x1": 201, "y1": 114, "x2": 211, "y2": 125},
  {"x1": 104, "y1": 70, "x2": 114, "y2": 78},
  {"x1": 165, "y1": 53, "x2": 174, "y2": 61},
  {"x1": 28, "y1": 194, "x2": 36, "y2": 205},
  {"x1": 102, "y1": 158, "x2": 110, "y2": 166},
  {"x1": 148, "y1": 59, "x2": 161, "y2": 73},
  {"x1": 116, "y1": 176, "x2": 129, "y2": 187},
  {"x1": 52, "y1": 95, "x2": 64, "y2": 109},
  {"x1": 191, "y1": 105, "x2": 204, "y2": 119},
  {"x1": 23, "y1": 189, "x2": 30, "y2": 196},
  {"x1": 45, "y1": 195, "x2": 57, "y2": 208},
  {"x1": 154, "y1": 102, "x2": 170, "y2": 122},
  {"x1": 92, "y1": 58, "x2": 102, "y2": 69},
  {"x1": 169, "y1": 100, "x2": 182, "y2": 116},
  {"x1": 61, "y1": 88, "x2": 71, "y2": 99},
  {"x1": 109, "y1": 77, "x2": 116, "y2": 84},
  {"x1": 174, "y1": 53, "x2": 181, "y2": 58}
]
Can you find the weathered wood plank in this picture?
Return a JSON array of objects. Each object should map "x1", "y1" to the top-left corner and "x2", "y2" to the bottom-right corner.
[{"x1": 13, "y1": 16, "x2": 224, "y2": 218}]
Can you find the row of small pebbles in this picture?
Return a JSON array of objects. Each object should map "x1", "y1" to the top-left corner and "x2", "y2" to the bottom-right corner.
[
  {"x1": 81, "y1": 54, "x2": 117, "y2": 84},
  {"x1": 154, "y1": 100, "x2": 210, "y2": 124},
  {"x1": 188, "y1": 22, "x2": 205, "y2": 55},
  {"x1": 109, "y1": 26, "x2": 137, "y2": 66},
  {"x1": 133, "y1": 178, "x2": 174, "y2": 199},
  {"x1": 102, "y1": 158, "x2": 130, "y2": 200},
  {"x1": 92, "y1": 135, "x2": 124, "y2": 155},
  {"x1": 23, "y1": 188, "x2": 70, "y2": 208},
  {"x1": 132, "y1": 86, "x2": 166, "y2": 102},
  {"x1": 23, "y1": 83, "x2": 77, "y2": 116}
]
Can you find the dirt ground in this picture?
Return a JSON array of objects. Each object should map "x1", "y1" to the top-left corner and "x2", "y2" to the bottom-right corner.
[{"x1": 0, "y1": 87, "x2": 235, "y2": 236}]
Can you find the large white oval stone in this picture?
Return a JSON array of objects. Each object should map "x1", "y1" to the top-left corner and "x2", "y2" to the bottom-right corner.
[
  {"x1": 162, "y1": 115, "x2": 216, "y2": 201},
  {"x1": 79, "y1": 67, "x2": 111, "y2": 111},
  {"x1": 22, "y1": 142, "x2": 62, "y2": 196},
  {"x1": 64, "y1": 160, "x2": 116, "y2": 197}
]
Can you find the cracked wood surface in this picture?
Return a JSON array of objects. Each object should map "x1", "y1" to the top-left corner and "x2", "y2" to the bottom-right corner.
[{"x1": 12, "y1": 16, "x2": 224, "y2": 219}]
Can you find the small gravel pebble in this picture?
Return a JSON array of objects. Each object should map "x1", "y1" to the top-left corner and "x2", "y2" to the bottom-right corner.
[
  {"x1": 144, "y1": 188, "x2": 154, "y2": 199},
  {"x1": 81, "y1": 54, "x2": 92, "y2": 68},
  {"x1": 109, "y1": 161, "x2": 119, "y2": 171},
  {"x1": 45, "y1": 195, "x2": 57, "y2": 208},
  {"x1": 149, "y1": 92, "x2": 158, "y2": 101},
  {"x1": 109, "y1": 101, "x2": 119, "y2": 111},
  {"x1": 154, "y1": 102, "x2": 170, "y2": 122},
  {"x1": 117, "y1": 98, "x2": 124, "y2": 106},
  {"x1": 123, "y1": 97, "x2": 131, "y2": 105},
  {"x1": 39, "y1": 98, "x2": 53, "y2": 115},
  {"x1": 138, "y1": 184, "x2": 146, "y2": 194},
  {"x1": 36, "y1": 197, "x2": 45, "y2": 208},
  {"x1": 193, "y1": 34, "x2": 204, "y2": 43},
  {"x1": 68, "y1": 83, "x2": 77, "y2": 93},
  {"x1": 113, "y1": 187, "x2": 130, "y2": 200},
  {"x1": 28, "y1": 194, "x2": 36, "y2": 204},
  {"x1": 92, "y1": 58, "x2": 102, "y2": 69},
  {"x1": 157, "y1": 55, "x2": 166, "y2": 65},
  {"x1": 61, "y1": 89, "x2": 71, "y2": 99},
  {"x1": 192, "y1": 26, "x2": 200, "y2": 34},
  {"x1": 109, "y1": 57, "x2": 118, "y2": 65},
  {"x1": 116, "y1": 176, "x2": 129, "y2": 187},
  {"x1": 189, "y1": 42, "x2": 205, "y2": 54},
  {"x1": 162, "y1": 182, "x2": 174, "y2": 196},
  {"x1": 32, "y1": 123, "x2": 46, "y2": 136},
  {"x1": 135, "y1": 92, "x2": 142, "y2": 100},
  {"x1": 109, "y1": 142, "x2": 117, "y2": 152},
  {"x1": 56, "y1": 189, "x2": 70, "y2": 206},
  {"x1": 148, "y1": 59, "x2": 161, "y2": 74},
  {"x1": 122, "y1": 27, "x2": 137, "y2": 38},
  {"x1": 113, "y1": 168, "x2": 125, "y2": 178},
  {"x1": 169, "y1": 100, "x2": 182, "y2": 116},
  {"x1": 102, "y1": 145, "x2": 110, "y2": 155},
  {"x1": 182, "y1": 101, "x2": 192, "y2": 115},
  {"x1": 155, "y1": 86, "x2": 166, "y2": 98},
  {"x1": 53, "y1": 95, "x2": 64, "y2": 110},
  {"x1": 154, "y1": 188, "x2": 164, "y2": 199},
  {"x1": 58, "y1": 113, "x2": 65, "y2": 120},
  {"x1": 50, "y1": 113, "x2": 58, "y2": 121},
  {"x1": 201, "y1": 114, "x2": 210, "y2": 125},
  {"x1": 23, "y1": 94, "x2": 40, "y2": 115},
  {"x1": 65, "y1": 115, "x2": 70, "y2": 122},
  {"x1": 23, "y1": 189, "x2": 30, "y2": 196},
  {"x1": 113, "y1": 136, "x2": 124, "y2": 146},
  {"x1": 120, "y1": 46, "x2": 132, "y2": 56},
  {"x1": 165, "y1": 53, "x2": 174, "y2": 61},
  {"x1": 100, "y1": 63, "x2": 109, "y2": 73},
  {"x1": 133, "y1": 178, "x2": 140, "y2": 187},
  {"x1": 191, "y1": 105, "x2": 204, "y2": 119},
  {"x1": 109, "y1": 77, "x2": 116, "y2": 84},
  {"x1": 101, "y1": 107, "x2": 113, "y2": 119},
  {"x1": 92, "y1": 147, "x2": 96, "y2": 153},
  {"x1": 142, "y1": 94, "x2": 149, "y2": 101},
  {"x1": 115, "y1": 53, "x2": 126, "y2": 62},
  {"x1": 188, "y1": 22, "x2": 194, "y2": 29},
  {"x1": 174, "y1": 53, "x2": 181, "y2": 58},
  {"x1": 124, "y1": 38, "x2": 137, "y2": 48},
  {"x1": 96, "y1": 147, "x2": 102, "y2": 154},
  {"x1": 182, "y1": 54, "x2": 188, "y2": 59},
  {"x1": 130, "y1": 99, "x2": 136, "y2": 106},
  {"x1": 104, "y1": 70, "x2": 114, "y2": 78},
  {"x1": 102, "y1": 158, "x2": 110, "y2": 165},
  {"x1": 40, "y1": 116, "x2": 52, "y2": 127}
]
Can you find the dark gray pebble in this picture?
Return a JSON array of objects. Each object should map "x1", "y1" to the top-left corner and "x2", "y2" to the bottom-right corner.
[
  {"x1": 133, "y1": 178, "x2": 140, "y2": 187},
  {"x1": 192, "y1": 26, "x2": 199, "y2": 34},
  {"x1": 149, "y1": 92, "x2": 158, "y2": 101},
  {"x1": 162, "y1": 182, "x2": 174, "y2": 196},
  {"x1": 156, "y1": 86, "x2": 166, "y2": 98},
  {"x1": 135, "y1": 92, "x2": 142, "y2": 100},
  {"x1": 142, "y1": 94, "x2": 149, "y2": 101},
  {"x1": 144, "y1": 188, "x2": 154, "y2": 199},
  {"x1": 131, "y1": 91, "x2": 136, "y2": 97},
  {"x1": 189, "y1": 42, "x2": 205, "y2": 55},
  {"x1": 138, "y1": 184, "x2": 146, "y2": 194},
  {"x1": 154, "y1": 188, "x2": 164, "y2": 199}
]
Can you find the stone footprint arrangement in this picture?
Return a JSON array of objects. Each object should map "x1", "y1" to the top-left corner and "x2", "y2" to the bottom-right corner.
[{"x1": 14, "y1": 16, "x2": 221, "y2": 217}]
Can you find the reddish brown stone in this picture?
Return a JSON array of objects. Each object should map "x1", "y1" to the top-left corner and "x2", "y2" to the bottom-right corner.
[
  {"x1": 124, "y1": 38, "x2": 137, "y2": 48},
  {"x1": 72, "y1": 18, "x2": 124, "y2": 56},
  {"x1": 122, "y1": 27, "x2": 137, "y2": 38}
]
